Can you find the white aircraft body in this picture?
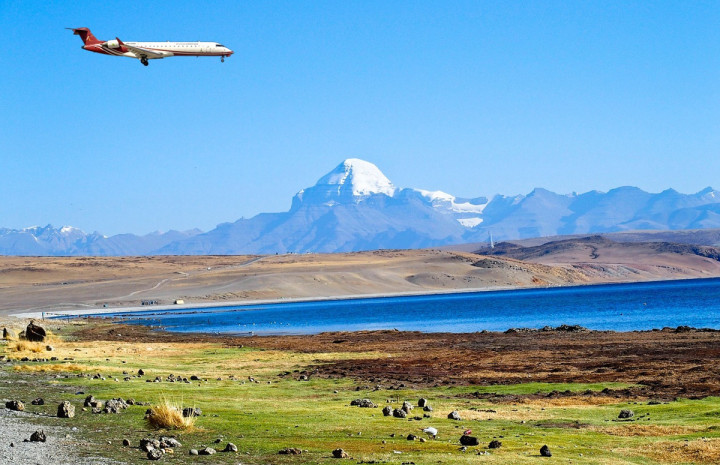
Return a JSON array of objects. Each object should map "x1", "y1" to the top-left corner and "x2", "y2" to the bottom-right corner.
[{"x1": 68, "y1": 27, "x2": 234, "y2": 66}]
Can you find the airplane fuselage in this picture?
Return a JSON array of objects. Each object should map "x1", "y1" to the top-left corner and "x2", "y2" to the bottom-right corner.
[
  {"x1": 84, "y1": 41, "x2": 233, "y2": 59},
  {"x1": 69, "y1": 28, "x2": 233, "y2": 66}
]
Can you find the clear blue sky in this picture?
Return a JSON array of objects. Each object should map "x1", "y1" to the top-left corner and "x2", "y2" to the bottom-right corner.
[{"x1": 1, "y1": 1, "x2": 719, "y2": 235}]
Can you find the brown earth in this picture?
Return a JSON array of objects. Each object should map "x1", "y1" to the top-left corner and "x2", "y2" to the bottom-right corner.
[
  {"x1": 72, "y1": 322, "x2": 720, "y2": 401},
  {"x1": 2, "y1": 240, "x2": 720, "y2": 315}
]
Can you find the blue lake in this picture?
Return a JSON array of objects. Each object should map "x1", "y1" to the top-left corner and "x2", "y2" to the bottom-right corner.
[{"x1": 92, "y1": 277, "x2": 720, "y2": 335}]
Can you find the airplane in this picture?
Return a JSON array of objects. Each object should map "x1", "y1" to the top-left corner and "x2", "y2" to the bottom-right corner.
[{"x1": 67, "y1": 27, "x2": 233, "y2": 66}]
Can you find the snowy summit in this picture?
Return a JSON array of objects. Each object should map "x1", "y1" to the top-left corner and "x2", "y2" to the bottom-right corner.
[{"x1": 315, "y1": 158, "x2": 396, "y2": 198}]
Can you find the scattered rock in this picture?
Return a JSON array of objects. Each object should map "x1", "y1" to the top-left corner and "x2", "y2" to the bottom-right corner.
[
  {"x1": 618, "y1": 409, "x2": 634, "y2": 419},
  {"x1": 460, "y1": 435, "x2": 479, "y2": 446},
  {"x1": 57, "y1": 401, "x2": 75, "y2": 418},
  {"x1": 160, "y1": 437, "x2": 182, "y2": 448},
  {"x1": 46, "y1": 345, "x2": 54, "y2": 352},
  {"x1": 350, "y1": 398, "x2": 376, "y2": 408},
  {"x1": 393, "y1": 408, "x2": 407, "y2": 418},
  {"x1": 189, "y1": 449, "x2": 199, "y2": 456},
  {"x1": 3, "y1": 327, "x2": 17, "y2": 340},
  {"x1": 488, "y1": 440, "x2": 502, "y2": 449},
  {"x1": 540, "y1": 445, "x2": 552, "y2": 457},
  {"x1": 332, "y1": 448, "x2": 349, "y2": 458},
  {"x1": 198, "y1": 447, "x2": 216, "y2": 455},
  {"x1": 406, "y1": 434, "x2": 417, "y2": 441},
  {"x1": 147, "y1": 449, "x2": 163, "y2": 460},
  {"x1": 30, "y1": 430, "x2": 47, "y2": 442},
  {"x1": 423, "y1": 405, "x2": 433, "y2": 412},
  {"x1": 447, "y1": 411, "x2": 461, "y2": 420},
  {"x1": 401, "y1": 401, "x2": 413, "y2": 413},
  {"x1": 279, "y1": 447, "x2": 302, "y2": 455},
  {"x1": 138, "y1": 369, "x2": 145, "y2": 376},
  {"x1": 25, "y1": 321, "x2": 47, "y2": 342},
  {"x1": 6, "y1": 400, "x2": 25, "y2": 411},
  {"x1": 122, "y1": 439, "x2": 130, "y2": 447},
  {"x1": 223, "y1": 443, "x2": 238, "y2": 452},
  {"x1": 190, "y1": 375, "x2": 200, "y2": 381},
  {"x1": 418, "y1": 398, "x2": 427, "y2": 407},
  {"x1": 140, "y1": 438, "x2": 161, "y2": 452},
  {"x1": 104, "y1": 398, "x2": 128, "y2": 414},
  {"x1": 83, "y1": 395, "x2": 96, "y2": 407},
  {"x1": 382, "y1": 406, "x2": 393, "y2": 416},
  {"x1": 31, "y1": 398, "x2": 44, "y2": 406},
  {"x1": 182, "y1": 407, "x2": 202, "y2": 417}
]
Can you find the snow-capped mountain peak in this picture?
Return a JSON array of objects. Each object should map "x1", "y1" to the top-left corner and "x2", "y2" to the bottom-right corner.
[{"x1": 316, "y1": 158, "x2": 396, "y2": 197}]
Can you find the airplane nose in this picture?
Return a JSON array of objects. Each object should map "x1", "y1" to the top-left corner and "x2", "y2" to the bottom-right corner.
[{"x1": 227, "y1": 50, "x2": 234, "y2": 56}]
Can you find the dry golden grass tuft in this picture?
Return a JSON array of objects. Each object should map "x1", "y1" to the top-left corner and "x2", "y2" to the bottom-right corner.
[
  {"x1": 146, "y1": 398, "x2": 196, "y2": 430},
  {"x1": 634, "y1": 438, "x2": 720, "y2": 463},
  {"x1": 7, "y1": 340, "x2": 46, "y2": 353},
  {"x1": 13, "y1": 363, "x2": 92, "y2": 373},
  {"x1": 518, "y1": 395, "x2": 631, "y2": 407},
  {"x1": 593, "y1": 424, "x2": 704, "y2": 437}
]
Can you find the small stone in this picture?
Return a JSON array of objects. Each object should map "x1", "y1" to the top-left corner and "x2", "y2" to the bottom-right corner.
[
  {"x1": 30, "y1": 398, "x2": 44, "y2": 406},
  {"x1": 393, "y1": 408, "x2": 407, "y2": 418},
  {"x1": 382, "y1": 405, "x2": 393, "y2": 416},
  {"x1": 278, "y1": 447, "x2": 302, "y2": 455},
  {"x1": 406, "y1": 434, "x2": 417, "y2": 441},
  {"x1": 540, "y1": 445, "x2": 552, "y2": 457},
  {"x1": 223, "y1": 442, "x2": 238, "y2": 452},
  {"x1": 460, "y1": 435, "x2": 479, "y2": 446},
  {"x1": 147, "y1": 448, "x2": 163, "y2": 460},
  {"x1": 489, "y1": 439, "x2": 502, "y2": 449},
  {"x1": 350, "y1": 398, "x2": 376, "y2": 408},
  {"x1": 618, "y1": 409, "x2": 635, "y2": 419},
  {"x1": 199, "y1": 447, "x2": 216, "y2": 455},
  {"x1": 46, "y1": 345, "x2": 54, "y2": 351},
  {"x1": 189, "y1": 449, "x2": 199, "y2": 455},
  {"x1": 122, "y1": 439, "x2": 130, "y2": 447},
  {"x1": 402, "y1": 401, "x2": 414, "y2": 413},
  {"x1": 418, "y1": 398, "x2": 428, "y2": 407},
  {"x1": 182, "y1": 407, "x2": 202, "y2": 417},
  {"x1": 423, "y1": 405, "x2": 433, "y2": 412},
  {"x1": 332, "y1": 448, "x2": 349, "y2": 458},
  {"x1": 30, "y1": 430, "x2": 47, "y2": 442},
  {"x1": 5, "y1": 400, "x2": 24, "y2": 411},
  {"x1": 57, "y1": 401, "x2": 75, "y2": 418},
  {"x1": 448, "y1": 410, "x2": 461, "y2": 420},
  {"x1": 138, "y1": 369, "x2": 145, "y2": 376}
]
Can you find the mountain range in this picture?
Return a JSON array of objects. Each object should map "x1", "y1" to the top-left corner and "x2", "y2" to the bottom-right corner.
[{"x1": 4, "y1": 158, "x2": 720, "y2": 255}]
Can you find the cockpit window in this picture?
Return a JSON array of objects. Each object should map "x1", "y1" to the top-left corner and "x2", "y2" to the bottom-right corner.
[{"x1": 217, "y1": 44, "x2": 225, "y2": 47}]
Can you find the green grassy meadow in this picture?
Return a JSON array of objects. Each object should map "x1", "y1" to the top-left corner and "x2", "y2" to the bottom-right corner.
[{"x1": 2, "y1": 326, "x2": 720, "y2": 464}]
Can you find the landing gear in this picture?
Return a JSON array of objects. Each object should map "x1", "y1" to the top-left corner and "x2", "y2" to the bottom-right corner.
[
  {"x1": 221, "y1": 55, "x2": 225, "y2": 63},
  {"x1": 140, "y1": 56, "x2": 149, "y2": 66}
]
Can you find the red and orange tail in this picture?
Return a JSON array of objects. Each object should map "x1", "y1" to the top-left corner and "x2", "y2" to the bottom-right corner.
[{"x1": 67, "y1": 27, "x2": 102, "y2": 45}]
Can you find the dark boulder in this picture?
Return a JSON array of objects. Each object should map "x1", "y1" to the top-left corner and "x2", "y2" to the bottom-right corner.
[
  {"x1": 418, "y1": 398, "x2": 428, "y2": 407},
  {"x1": 147, "y1": 448, "x2": 163, "y2": 460},
  {"x1": 540, "y1": 445, "x2": 552, "y2": 457},
  {"x1": 618, "y1": 409, "x2": 634, "y2": 419},
  {"x1": 407, "y1": 434, "x2": 417, "y2": 441},
  {"x1": 25, "y1": 321, "x2": 46, "y2": 342},
  {"x1": 382, "y1": 405, "x2": 393, "y2": 416},
  {"x1": 460, "y1": 435, "x2": 479, "y2": 446},
  {"x1": 350, "y1": 398, "x2": 376, "y2": 408},
  {"x1": 159, "y1": 437, "x2": 182, "y2": 448},
  {"x1": 223, "y1": 442, "x2": 238, "y2": 452},
  {"x1": 31, "y1": 398, "x2": 44, "y2": 406},
  {"x1": 393, "y1": 408, "x2": 407, "y2": 418},
  {"x1": 3, "y1": 327, "x2": 17, "y2": 340},
  {"x1": 198, "y1": 447, "x2": 216, "y2": 455},
  {"x1": 489, "y1": 440, "x2": 502, "y2": 449},
  {"x1": 30, "y1": 430, "x2": 46, "y2": 442},
  {"x1": 140, "y1": 438, "x2": 161, "y2": 452},
  {"x1": 182, "y1": 407, "x2": 202, "y2": 417},
  {"x1": 57, "y1": 401, "x2": 75, "y2": 418},
  {"x1": 6, "y1": 400, "x2": 24, "y2": 411},
  {"x1": 332, "y1": 448, "x2": 349, "y2": 458},
  {"x1": 448, "y1": 410, "x2": 461, "y2": 420}
]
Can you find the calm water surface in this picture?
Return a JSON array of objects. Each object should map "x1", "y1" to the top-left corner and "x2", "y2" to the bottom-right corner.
[{"x1": 93, "y1": 278, "x2": 720, "y2": 335}]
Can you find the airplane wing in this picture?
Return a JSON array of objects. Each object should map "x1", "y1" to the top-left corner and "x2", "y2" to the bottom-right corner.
[{"x1": 117, "y1": 38, "x2": 168, "y2": 59}]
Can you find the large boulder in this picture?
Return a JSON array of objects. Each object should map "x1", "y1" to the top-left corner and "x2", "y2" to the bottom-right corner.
[
  {"x1": 57, "y1": 401, "x2": 75, "y2": 418},
  {"x1": 5, "y1": 400, "x2": 24, "y2": 411},
  {"x1": 401, "y1": 401, "x2": 413, "y2": 413},
  {"x1": 618, "y1": 409, "x2": 634, "y2": 419},
  {"x1": 350, "y1": 398, "x2": 376, "y2": 408},
  {"x1": 460, "y1": 435, "x2": 479, "y2": 446},
  {"x1": 332, "y1": 448, "x2": 349, "y2": 458},
  {"x1": 382, "y1": 405, "x2": 393, "y2": 416},
  {"x1": 25, "y1": 321, "x2": 47, "y2": 342},
  {"x1": 392, "y1": 408, "x2": 407, "y2": 418},
  {"x1": 30, "y1": 430, "x2": 47, "y2": 442},
  {"x1": 104, "y1": 398, "x2": 128, "y2": 414},
  {"x1": 489, "y1": 440, "x2": 502, "y2": 449},
  {"x1": 540, "y1": 445, "x2": 552, "y2": 457},
  {"x1": 447, "y1": 410, "x2": 461, "y2": 420},
  {"x1": 418, "y1": 398, "x2": 428, "y2": 407}
]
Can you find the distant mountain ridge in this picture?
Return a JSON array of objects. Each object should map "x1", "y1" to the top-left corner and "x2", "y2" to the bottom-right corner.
[{"x1": 3, "y1": 158, "x2": 720, "y2": 255}]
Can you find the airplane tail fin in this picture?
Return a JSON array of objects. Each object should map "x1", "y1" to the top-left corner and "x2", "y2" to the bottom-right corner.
[{"x1": 67, "y1": 27, "x2": 102, "y2": 45}]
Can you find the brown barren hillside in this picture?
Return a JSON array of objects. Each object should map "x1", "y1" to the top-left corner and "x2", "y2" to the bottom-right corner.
[{"x1": 1, "y1": 238, "x2": 720, "y2": 315}]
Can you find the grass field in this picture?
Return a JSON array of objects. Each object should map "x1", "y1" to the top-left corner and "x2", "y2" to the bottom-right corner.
[{"x1": 2, "y1": 323, "x2": 720, "y2": 464}]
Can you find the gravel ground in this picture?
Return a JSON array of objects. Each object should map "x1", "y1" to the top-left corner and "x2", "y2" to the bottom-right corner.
[{"x1": 0, "y1": 371, "x2": 121, "y2": 465}]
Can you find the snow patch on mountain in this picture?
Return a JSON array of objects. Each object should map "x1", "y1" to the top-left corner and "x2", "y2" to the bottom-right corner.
[
  {"x1": 416, "y1": 189, "x2": 488, "y2": 214},
  {"x1": 316, "y1": 158, "x2": 396, "y2": 197},
  {"x1": 457, "y1": 217, "x2": 483, "y2": 228}
]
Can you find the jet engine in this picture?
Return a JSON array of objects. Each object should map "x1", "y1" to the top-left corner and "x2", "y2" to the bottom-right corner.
[{"x1": 105, "y1": 39, "x2": 120, "y2": 49}]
